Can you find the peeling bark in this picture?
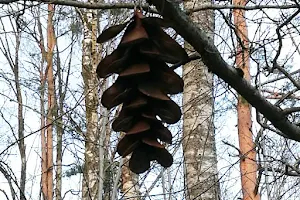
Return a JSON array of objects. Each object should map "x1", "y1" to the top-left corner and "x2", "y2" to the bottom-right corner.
[
  {"x1": 36, "y1": 4, "x2": 55, "y2": 199},
  {"x1": 45, "y1": 4, "x2": 56, "y2": 200}
]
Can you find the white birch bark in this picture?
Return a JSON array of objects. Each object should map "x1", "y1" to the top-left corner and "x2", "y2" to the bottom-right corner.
[
  {"x1": 81, "y1": 3, "x2": 100, "y2": 199},
  {"x1": 182, "y1": 0, "x2": 220, "y2": 199}
]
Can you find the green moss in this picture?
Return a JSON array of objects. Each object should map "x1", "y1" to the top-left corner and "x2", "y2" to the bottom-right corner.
[{"x1": 239, "y1": 96, "x2": 249, "y2": 105}]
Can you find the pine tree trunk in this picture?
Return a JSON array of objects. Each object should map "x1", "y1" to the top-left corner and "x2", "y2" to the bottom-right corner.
[
  {"x1": 40, "y1": 78, "x2": 47, "y2": 200},
  {"x1": 233, "y1": 0, "x2": 260, "y2": 199},
  {"x1": 121, "y1": 155, "x2": 140, "y2": 200},
  {"x1": 36, "y1": 6, "x2": 47, "y2": 199},
  {"x1": 39, "y1": 5, "x2": 55, "y2": 200},
  {"x1": 182, "y1": 0, "x2": 219, "y2": 199},
  {"x1": 81, "y1": 2, "x2": 100, "y2": 199},
  {"x1": 45, "y1": 4, "x2": 56, "y2": 200}
]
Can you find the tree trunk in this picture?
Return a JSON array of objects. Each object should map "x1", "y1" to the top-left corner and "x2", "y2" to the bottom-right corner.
[
  {"x1": 99, "y1": 103, "x2": 109, "y2": 200},
  {"x1": 14, "y1": 29, "x2": 26, "y2": 200},
  {"x1": 55, "y1": 85, "x2": 63, "y2": 200},
  {"x1": 40, "y1": 76, "x2": 47, "y2": 200},
  {"x1": 45, "y1": 4, "x2": 56, "y2": 200},
  {"x1": 3, "y1": 17, "x2": 27, "y2": 200},
  {"x1": 233, "y1": 0, "x2": 260, "y2": 199},
  {"x1": 121, "y1": 155, "x2": 140, "y2": 200},
  {"x1": 38, "y1": 4, "x2": 56, "y2": 200},
  {"x1": 0, "y1": 15, "x2": 27, "y2": 200},
  {"x1": 182, "y1": 0, "x2": 219, "y2": 199},
  {"x1": 81, "y1": 2, "x2": 100, "y2": 199},
  {"x1": 54, "y1": 42, "x2": 65, "y2": 200}
]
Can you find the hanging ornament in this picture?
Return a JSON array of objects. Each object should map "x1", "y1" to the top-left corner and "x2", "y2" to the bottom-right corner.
[{"x1": 97, "y1": 9, "x2": 188, "y2": 174}]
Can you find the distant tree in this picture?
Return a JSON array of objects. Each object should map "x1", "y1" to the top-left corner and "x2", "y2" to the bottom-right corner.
[{"x1": 0, "y1": 12, "x2": 26, "y2": 200}]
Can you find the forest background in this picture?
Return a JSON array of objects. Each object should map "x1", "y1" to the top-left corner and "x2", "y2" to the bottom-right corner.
[{"x1": 1, "y1": 0, "x2": 300, "y2": 199}]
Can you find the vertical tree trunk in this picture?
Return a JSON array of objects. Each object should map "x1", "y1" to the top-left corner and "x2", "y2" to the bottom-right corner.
[
  {"x1": 37, "y1": 5, "x2": 48, "y2": 199},
  {"x1": 99, "y1": 105, "x2": 108, "y2": 200},
  {"x1": 2, "y1": 16, "x2": 27, "y2": 200},
  {"x1": 120, "y1": 155, "x2": 140, "y2": 200},
  {"x1": 54, "y1": 27, "x2": 74, "y2": 200},
  {"x1": 55, "y1": 114, "x2": 63, "y2": 200},
  {"x1": 15, "y1": 32, "x2": 26, "y2": 200},
  {"x1": 40, "y1": 78, "x2": 47, "y2": 200},
  {"x1": 55, "y1": 43, "x2": 65, "y2": 200},
  {"x1": 0, "y1": 16, "x2": 27, "y2": 200},
  {"x1": 45, "y1": 4, "x2": 56, "y2": 200},
  {"x1": 182, "y1": 0, "x2": 219, "y2": 199},
  {"x1": 233, "y1": 1, "x2": 260, "y2": 200},
  {"x1": 81, "y1": 2, "x2": 100, "y2": 199}
]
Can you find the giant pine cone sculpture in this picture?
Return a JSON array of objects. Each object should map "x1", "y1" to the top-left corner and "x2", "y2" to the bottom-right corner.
[{"x1": 97, "y1": 10, "x2": 188, "y2": 174}]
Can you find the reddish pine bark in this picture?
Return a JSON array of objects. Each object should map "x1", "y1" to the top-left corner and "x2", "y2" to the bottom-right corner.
[
  {"x1": 40, "y1": 4, "x2": 56, "y2": 200},
  {"x1": 233, "y1": 1, "x2": 260, "y2": 199}
]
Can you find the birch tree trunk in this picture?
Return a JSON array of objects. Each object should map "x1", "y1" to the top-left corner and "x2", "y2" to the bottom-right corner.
[
  {"x1": 81, "y1": 2, "x2": 100, "y2": 199},
  {"x1": 233, "y1": 0, "x2": 260, "y2": 199},
  {"x1": 182, "y1": 0, "x2": 219, "y2": 199}
]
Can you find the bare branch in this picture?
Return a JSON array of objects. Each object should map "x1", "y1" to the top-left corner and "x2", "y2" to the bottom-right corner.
[
  {"x1": 1, "y1": 0, "x2": 300, "y2": 12},
  {"x1": 150, "y1": 0, "x2": 300, "y2": 142},
  {"x1": 283, "y1": 107, "x2": 300, "y2": 115},
  {"x1": 259, "y1": 165, "x2": 300, "y2": 177}
]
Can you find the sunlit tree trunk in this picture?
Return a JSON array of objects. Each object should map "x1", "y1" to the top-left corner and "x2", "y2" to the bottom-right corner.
[
  {"x1": 40, "y1": 70, "x2": 47, "y2": 200},
  {"x1": 45, "y1": 4, "x2": 56, "y2": 200},
  {"x1": 81, "y1": 1, "x2": 100, "y2": 199},
  {"x1": 182, "y1": 0, "x2": 220, "y2": 199},
  {"x1": 38, "y1": 5, "x2": 56, "y2": 200},
  {"x1": 38, "y1": 4, "x2": 55, "y2": 200},
  {"x1": 37, "y1": 9, "x2": 48, "y2": 199},
  {"x1": 233, "y1": 1, "x2": 260, "y2": 199}
]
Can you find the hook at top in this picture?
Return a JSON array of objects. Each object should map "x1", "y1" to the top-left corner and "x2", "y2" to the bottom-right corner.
[{"x1": 134, "y1": 0, "x2": 143, "y2": 12}]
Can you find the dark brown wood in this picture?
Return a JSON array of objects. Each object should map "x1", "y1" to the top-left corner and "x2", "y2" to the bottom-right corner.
[
  {"x1": 117, "y1": 136, "x2": 141, "y2": 157},
  {"x1": 101, "y1": 79, "x2": 132, "y2": 109},
  {"x1": 98, "y1": 10, "x2": 187, "y2": 173},
  {"x1": 97, "y1": 47, "x2": 131, "y2": 78},
  {"x1": 97, "y1": 21, "x2": 129, "y2": 43}
]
